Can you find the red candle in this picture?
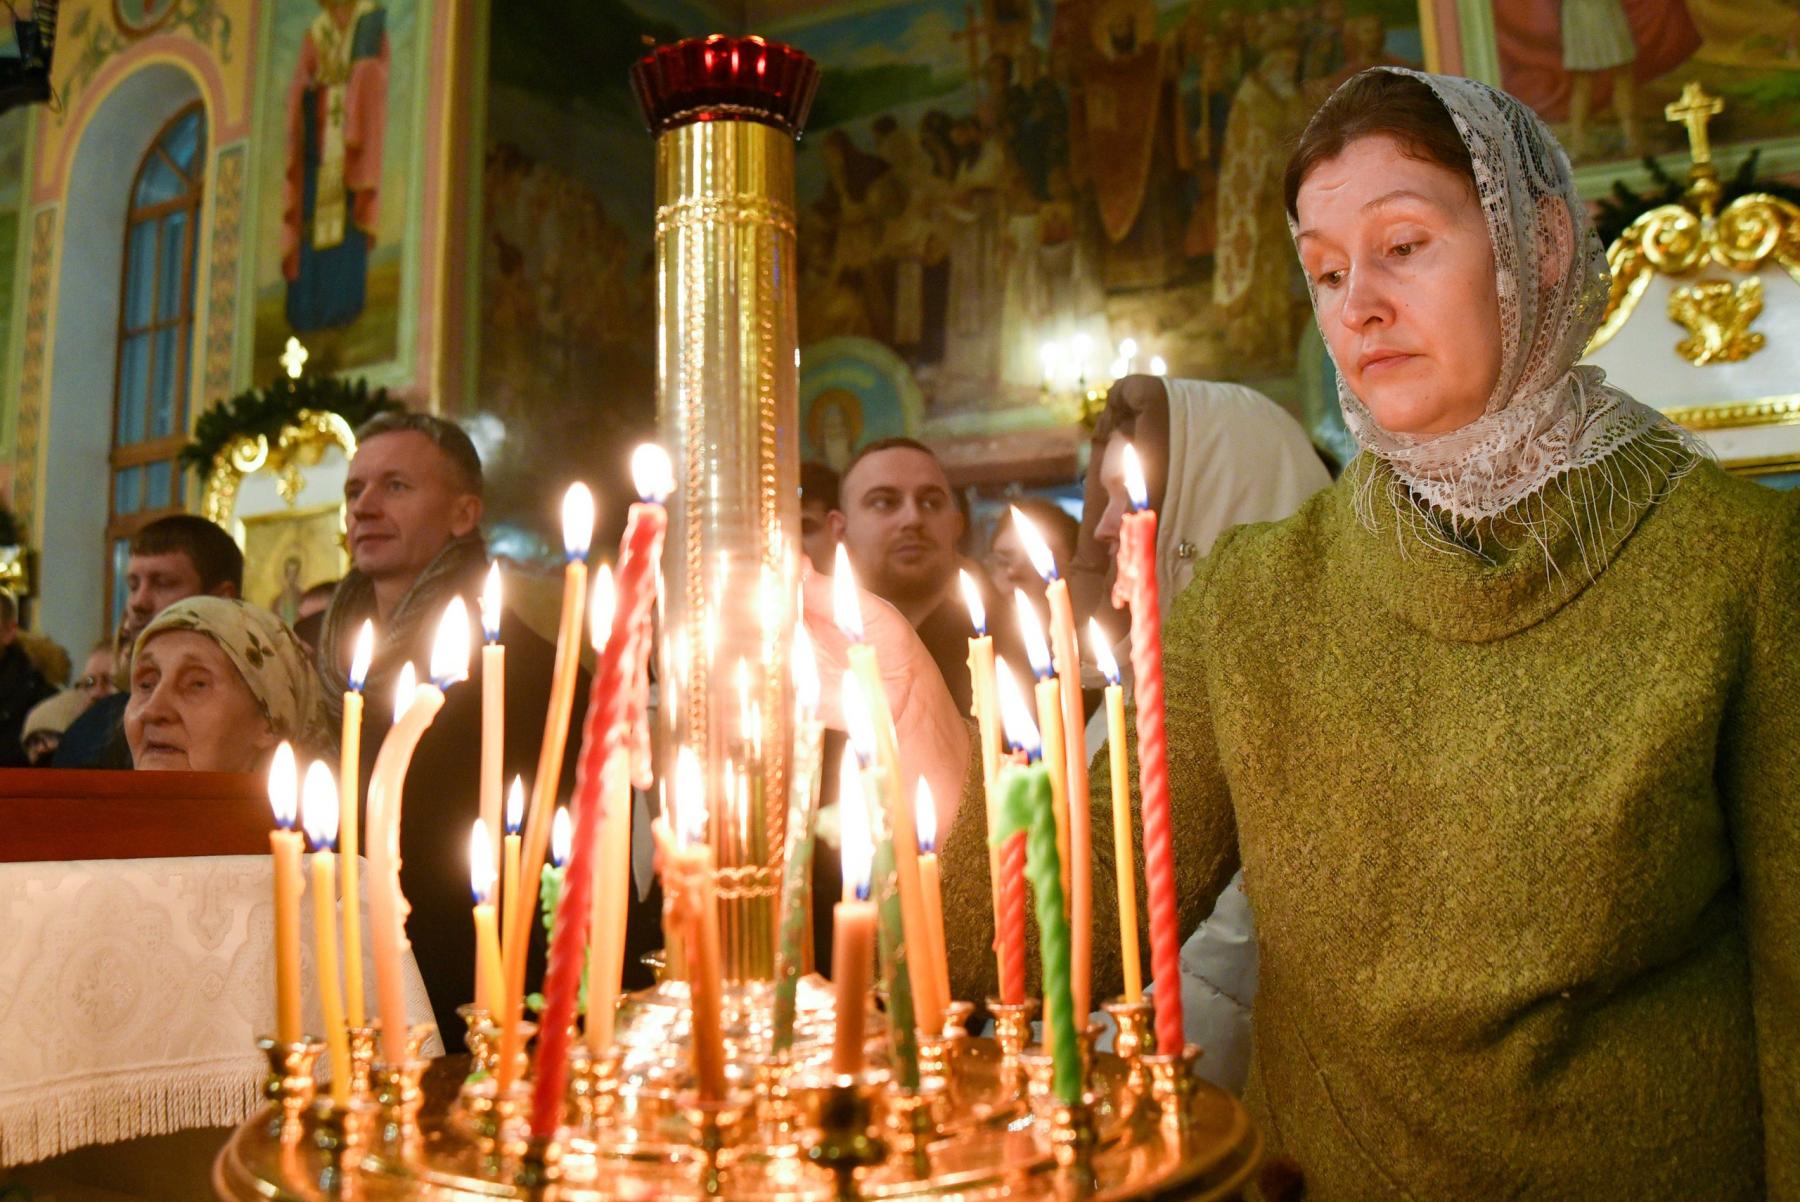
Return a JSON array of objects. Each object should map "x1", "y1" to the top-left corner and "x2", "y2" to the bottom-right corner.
[
  {"x1": 529, "y1": 445, "x2": 670, "y2": 1138},
  {"x1": 991, "y1": 662, "x2": 1031, "y2": 1006},
  {"x1": 1111, "y1": 442, "x2": 1183, "y2": 1054}
]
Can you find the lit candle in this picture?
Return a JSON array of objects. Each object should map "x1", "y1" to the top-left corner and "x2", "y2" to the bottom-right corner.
[
  {"x1": 339, "y1": 621, "x2": 372, "y2": 1027},
  {"x1": 526, "y1": 448, "x2": 669, "y2": 1132},
  {"x1": 840, "y1": 674, "x2": 920, "y2": 1088},
  {"x1": 267, "y1": 742, "x2": 304, "y2": 1044},
  {"x1": 366, "y1": 602, "x2": 472, "y2": 1065},
  {"x1": 1112, "y1": 443, "x2": 1183, "y2": 1053},
  {"x1": 480, "y1": 563, "x2": 506, "y2": 893},
  {"x1": 1090, "y1": 620, "x2": 1142, "y2": 1002},
  {"x1": 470, "y1": 819, "x2": 505, "y2": 1016},
  {"x1": 1015, "y1": 590, "x2": 1071, "y2": 906},
  {"x1": 539, "y1": 805, "x2": 571, "y2": 941},
  {"x1": 1118, "y1": 336, "x2": 1138, "y2": 372},
  {"x1": 1148, "y1": 354, "x2": 1168, "y2": 377},
  {"x1": 831, "y1": 758, "x2": 876, "y2": 1076},
  {"x1": 1012, "y1": 506, "x2": 1092, "y2": 1024},
  {"x1": 991, "y1": 661, "x2": 1030, "y2": 1005},
  {"x1": 772, "y1": 620, "x2": 826, "y2": 1056},
  {"x1": 584, "y1": 567, "x2": 631, "y2": 1055},
  {"x1": 501, "y1": 776, "x2": 524, "y2": 968},
  {"x1": 832, "y1": 544, "x2": 942, "y2": 1038},
  {"x1": 958, "y1": 570, "x2": 1010, "y2": 995},
  {"x1": 656, "y1": 748, "x2": 726, "y2": 1101},
  {"x1": 500, "y1": 483, "x2": 595, "y2": 1072},
  {"x1": 914, "y1": 778, "x2": 952, "y2": 1019},
  {"x1": 992, "y1": 682, "x2": 1080, "y2": 1104},
  {"x1": 303, "y1": 761, "x2": 351, "y2": 1106}
]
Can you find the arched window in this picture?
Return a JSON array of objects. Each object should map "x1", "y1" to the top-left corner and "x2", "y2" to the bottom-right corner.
[{"x1": 108, "y1": 102, "x2": 206, "y2": 628}]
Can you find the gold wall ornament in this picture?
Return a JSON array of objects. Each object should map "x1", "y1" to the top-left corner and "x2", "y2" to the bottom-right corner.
[
  {"x1": 1668, "y1": 276, "x2": 1766, "y2": 366},
  {"x1": 200, "y1": 409, "x2": 357, "y2": 527}
]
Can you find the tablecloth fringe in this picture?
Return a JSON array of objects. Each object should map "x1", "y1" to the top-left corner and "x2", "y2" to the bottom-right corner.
[{"x1": 0, "y1": 1060, "x2": 262, "y2": 1167}]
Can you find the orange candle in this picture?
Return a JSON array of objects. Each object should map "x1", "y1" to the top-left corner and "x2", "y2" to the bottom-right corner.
[
  {"x1": 958, "y1": 571, "x2": 1009, "y2": 993},
  {"x1": 470, "y1": 819, "x2": 504, "y2": 1016},
  {"x1": 303, "y1": 761, "x2": 351, "y2": 1105},
  {"x1": 659, "y1": 748, "x2": 725, "y2": 1101},
  {"x1": 584, "y1": 569, "x2": 632, "y2": 1054},
  {"x1": 480, "y1": 563, "x2": 506, "y2": 889},
  {"x1": 914, "y1": 778, "x2": 952, "y2": 1018},
  {"x1": 1015, "y1": 591, "x2": 1071, "y2": 905},
  {"x1": 831, "y1": 759, "x2": 876, "y2": 1076},
  {"x1": 267, "y1": 743, "x2": 304, "y2": 1044},
  {"x1": 339, "y1": 621, "x2": 372, "y2": 1027},
  {"x1": 501, "y1": 777, "x2": 524, "y2": 966},
  {"x1": 1090, "y1": 620, "x2": 1142, "y2": 1002}
]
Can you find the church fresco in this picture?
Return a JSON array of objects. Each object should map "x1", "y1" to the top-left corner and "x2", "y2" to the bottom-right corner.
[
  {"x1": 767, "y1": 0, "x2": 1424, "y2": 428},
  {"x1": 250, "y1": 0, "x2": 421, "y2": 385}
]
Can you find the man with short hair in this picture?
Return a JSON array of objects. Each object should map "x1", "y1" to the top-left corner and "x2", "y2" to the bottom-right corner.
[
  {"x1": 799, "y1": 461, "x2": 839, "y2": 575},
  {"x1": 54, "y1": 515, "x2": 243, "y2": 768},
  {"x1": 318, "y1": 412, "x2": 658, "y2": 1042},
  {"x1": 829, "y1": 437, "x2": 1018, "y2": 712},
  {"x1": 0, "y1": 588, "x2": 56, "y2": 766}
]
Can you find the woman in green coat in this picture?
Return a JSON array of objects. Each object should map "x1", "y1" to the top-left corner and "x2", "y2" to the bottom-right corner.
[{"x1": 944, "y1": 66, "x2": 1798, "y2": 1199}]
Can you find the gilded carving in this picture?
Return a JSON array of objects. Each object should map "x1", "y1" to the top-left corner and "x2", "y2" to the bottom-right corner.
[
  {"x1": 1667, "y1": 276, "x2": 1765, "y2": 366},
  {"x1": 199, "y1": 409, "x2": 356, "y2": 526}
]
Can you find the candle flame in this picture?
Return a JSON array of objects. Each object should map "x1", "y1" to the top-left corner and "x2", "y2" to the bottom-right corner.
[
  {"x1": 562, "y1": 483, "x2": 596, "y2": 561},
  {"x1": 506, "y1": 775, "x2": 524, "y2": 835},
  {"x1": 839, "y1": 672, "x2": 877, "y2": 768},
  {"x1": 995, "y1": 657, "x2": 1041, "y2": 759},
  {"x1": 631, "y1": 443, "x2": 674, "y2": 504},
  {"x1": 831, "y1": 544, "x2": 865, "y2": 643},
  {"x1": 1089, "y1": 618, "x2": 1120, "y2": 685},
  {"x1": 268, "y1": 741, "x2": 298, "y2": 830},
  {"x1": 673, "y1": 745, "x2": 707, "y2": 846},
  {"x1": 302, "y1": 760, "x2": 338, "y2": 851},
  {"x1": 550, "y1": 805, "x2": 572, "y2": 868},
  {"x1": 588, "y1": 563, "x2": 617, "y2": 651},
  {"x1": 1015, "y1": 589, "x2": 1052, "y2": 679},
  {"x1": 393, "y1": 661, "x2": 417, "y2": 723},
  {"x1": 481, "y1": 562, "x2": 503, "y2": 642},
  {"x1": 914, "y1": 777, "x2": 937, "y2": 853},
  {"x1": 470, "y1": 819, "x2": 496, "y2": 904},
  {"x1": 1148, "y1": 354, "x2": 1168, "y2": 377},
  {"x1": 792, "y1": 621, "x2": 819, "y2": 717},
  {"x1": 1121, "y1": 442, "x2": 1148, "y2": 512},
  {"x1": 349, "y1": 620, "x2": 374, "y2": 691},
  {"x1": 431, "y1": 597, "x2": 473, "y2": 687},
  {"x1": 840, "y1": 760, "x2": 872, "y2": 902},
  {"x1": 1009, "y1": 506, "x2": 1058, "y2": 583},
  {"x1": 1118, "y1": 336, "x2": 1138, "y2": 360},
  {"x1": 958, "y1": 569, "x2": 986, "y2": 635}
]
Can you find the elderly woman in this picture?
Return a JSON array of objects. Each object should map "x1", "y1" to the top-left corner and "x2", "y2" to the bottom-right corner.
[
  {"x1": 125, "y1": 596, "x2": 324, "y2": 773},
  {"x1": 947, "y1": 67, "x2": 1798, "y2": 1199}
]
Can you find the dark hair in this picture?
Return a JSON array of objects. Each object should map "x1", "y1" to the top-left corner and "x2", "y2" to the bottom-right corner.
[
  {"x1": 301, "y1": 580, "x2": 339, "y2": 604},
  {"x1": 839, "y1": 437, "x2": 944, "y2": 493},
  {"x1": 0, "y1": 587, "x2": 16, "y2": 624},
  {"x1": 1282, "y1": 69, "x2": 1475, "y2": 221},
  {"x1": 994, "y1": 497, "x2": 1080, "y2": 559},
  {"x1": 130, "y1": 514, "x2": 245, "y2": 593},
  {"x1": 353, "y1": 411, "x2": 485, "y2": 498},
  {"x1": 800, "y1": 460, "x2": 840, "y2": 511}
]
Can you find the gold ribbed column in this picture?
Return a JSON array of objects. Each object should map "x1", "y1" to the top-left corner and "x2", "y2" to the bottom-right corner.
[{"x1": 653, "y1": 118, "x2": 799, "y2": 982}]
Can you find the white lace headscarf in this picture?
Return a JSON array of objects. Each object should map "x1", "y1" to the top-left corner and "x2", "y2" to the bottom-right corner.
[{"x1": 1296, "y1": 68, "x2": 1694, "y2": 527}]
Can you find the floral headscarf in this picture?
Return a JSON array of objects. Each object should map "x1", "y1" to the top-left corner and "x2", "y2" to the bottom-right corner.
[{"x1": 134, "y1": 596, "x2": 328, "y2": 753}]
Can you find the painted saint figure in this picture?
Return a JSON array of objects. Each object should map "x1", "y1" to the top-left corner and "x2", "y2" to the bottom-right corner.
[{"x1": 283, "y1": 0, "x2": 389, "y2": 334}]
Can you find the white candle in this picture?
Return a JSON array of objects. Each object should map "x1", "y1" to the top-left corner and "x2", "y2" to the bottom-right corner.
[
  {"x1": 303, "y1": 760, "x2": 350, "y2": 1105},
  {"x1": 268, "y1": 743, "x2": 303, "y2": 1044},
  {"x1": 339, "y1": 620, "x2": 372, "y2": 1027},
  {"x1": 480, "y1": 563, "x2": 506, "y2": 890}
]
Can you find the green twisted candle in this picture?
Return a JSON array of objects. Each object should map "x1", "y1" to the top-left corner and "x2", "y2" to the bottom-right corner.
[
  {"x1": 772, "y1": 717, "x2": 825, "y2": 1055},
  {"x1": 993, "y1": 759, "x2": 1079, "y2": 1104},
  {"x1": 859, "y1": 762, "x2": 920, "y2": 1088}
]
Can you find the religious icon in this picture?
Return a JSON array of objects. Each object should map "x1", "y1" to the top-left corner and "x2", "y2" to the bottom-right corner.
[{"x1": 282, "y1": 0, "x2": 390, "y2": 334}]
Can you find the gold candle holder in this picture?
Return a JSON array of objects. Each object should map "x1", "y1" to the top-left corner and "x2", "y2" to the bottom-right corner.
[
  {"x1": 256, "y1": 1035, "x2": 324, "y2": 1142},
  {"x1": 754, "y1": 1054, "x2": 798, "y2": 1142},
  {"x1": 942, "y1": 999, "x2": 975, "y2": 1038},
  {"x1": 806, "y1": 1076, "x2": 886, "y2": 1202},
  {"x1": 987, "y1": 997, "x2": 1038, "y2": 1069},
  {"x1": 1143, "y1": 1043, "x2": 1206, "y2": 1134},
  {"x1": 369, "y1": 1058, "x2": 429, "y2": 1161},
  {"x1": 681, "y1": 1094, "x2": 748, "y2": 1197},
  {"x1": 881, "y1": 1086, "x2": 936, "y2": 1178},
  {"x1": 457, "y1": 1003, "x2": 492, "y2": 1061},
  {"x1": 1048, "y1": 1091, "x2": 1099, "y2": 1178},
  {"x1": 347, "y1": 1025, "x2": 378, "y2": 1098},
  {"x1": 460, "y1": 1076, "x2": 530, "y2": 1180},
  {"x1": 565, "y1": 1041, "x2": 620, "y2": 1136},
  {"x1": 1020, "y1": 1050, "x2": 1057, "y2": 1120},
  {"x1": 1102, "y1": 997, "x2": 1155, "y2": 1099},
  {"x1": 514, "y1": 1132, "x2": 563, "y2": 1197},
  {"x1": 310, "y1": 1095, "x2": 373, "y2": 1197}
]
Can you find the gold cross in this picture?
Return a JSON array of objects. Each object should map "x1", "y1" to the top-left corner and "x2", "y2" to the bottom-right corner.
[
  {"x1": 280, "y1": 336, "x2": 309, "y2": 380},
  {"x1": 1665, "y1": 81, "x2": 1724, "y2": 166}
]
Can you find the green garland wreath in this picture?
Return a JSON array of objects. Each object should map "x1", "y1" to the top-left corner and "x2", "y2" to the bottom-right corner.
[
  {"x1": 180, "y1": 375, "x2": 400, "y2": 476},
  {"x1": 1593, "y1": 148, "x2": 1800, "y2": 248}
]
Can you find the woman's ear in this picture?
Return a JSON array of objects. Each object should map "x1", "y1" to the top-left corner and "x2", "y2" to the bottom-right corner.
[{"x1": 1536, "y1": 194, "x2": 1575, "y2": 291}]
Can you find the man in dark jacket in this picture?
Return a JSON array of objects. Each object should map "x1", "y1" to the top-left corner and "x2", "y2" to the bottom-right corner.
[
  {"x1": 0, "y1": 588, "x2": 57, "y2": 765},
  {"x1": 318, "y1": 412, "x2": 661, "y2": 1045}
]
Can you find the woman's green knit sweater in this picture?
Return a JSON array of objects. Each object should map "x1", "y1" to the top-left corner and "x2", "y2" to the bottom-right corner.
[{"x1": 941, "y1": 445, "x2": 1799, "y2": 1199}]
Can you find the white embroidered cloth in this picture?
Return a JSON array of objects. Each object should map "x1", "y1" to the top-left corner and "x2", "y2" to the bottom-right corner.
[{"x1": 0, "y1": 856, "x2": 442, "y2": 1166}]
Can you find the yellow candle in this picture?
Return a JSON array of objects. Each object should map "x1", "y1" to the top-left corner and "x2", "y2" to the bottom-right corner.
[
  {"x1": 470, "y1": 819, "x2": 504, "y2": 1016},
  {"x1": 480, "y1": 563, "x2": 506, "y2": 889},
  {"x1": 267, "y1": 743, "x2": 304, "y2": 1044},
  {"x1": 303, "y1": 761, "x2": 351, "y2": 1105},
  {"x1": 501, "y1": 776, "x2": 524, "y2": 966},
  {"x1": 832, "y1": 773, "x2": 876, "y2": 1075},
  {"x1": 499, "y1": 484, "x2": 593, "y2": 1091},
  {"x1": 367, "y1": 603, "x2": 470, "y2": 1065},
  {"x1": 586, "y1": 752, "x2": 631, "y2": 1052},
  {"x1": 661, "y1": 749, "x2": 725, "y2": 1101},
  {"x1": 958, "y1": 571, "x2": 1008, "y2": 990},
  {"x1": 914, "y1": 778, "x2": 952, "y2": 1019},
  {"x1": 1012, "y1": 510, "x2": 1093, "y2": 1020},
  {"x1": 1091, "y1": 621, "x2": 1142, "y2": 1002},
  {"x1": 1015, "y1": 591, "x2": 1071, "y2": 904},
  {"x1": 832, "y1": 546, "x2": 943, "y2": 1035},
  {"x1": 339, "y1": 620, "x2": 372, "y2": 1028}
]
